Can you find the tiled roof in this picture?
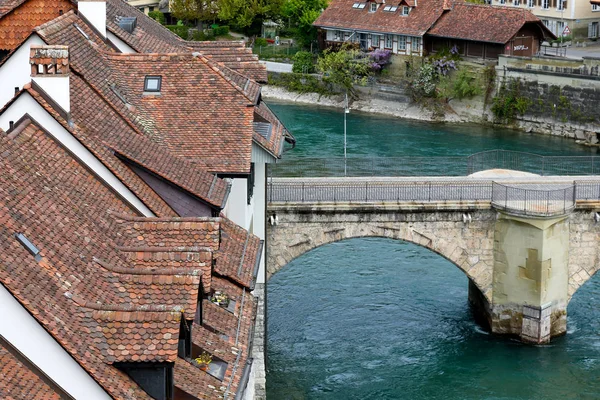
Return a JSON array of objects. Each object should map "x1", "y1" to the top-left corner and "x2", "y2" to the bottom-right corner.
[
  {"x1": 31, "y1": 12, "x2": 233, "y2": 207},
  {"x1": 105, "y1": 0, "x2": 267, "y2": 82},
  {"x1": 427, "y1": 2, "x2": 554, "y2": 44},
  {"x1": 0, "y1": 0, "x2": 74, "y2": 50},
  {"x1": 253, "y1": 101, "x2": 291, "y2": 157},
  {"x1": 0, "y1": 117, "x2": 260, "y2": 399},
  {"x1": 0, "y1": 337, "x2": 65, "y2": 400},
  {"x1": 104, "y1": 52, "x2": 256, "y2": 173},
  {"x1": 216, "y1": 218, "x2": 262, "y2": 289},
  {"x1": 313, "y1": 0, "x2": 446, "y2": 36}
]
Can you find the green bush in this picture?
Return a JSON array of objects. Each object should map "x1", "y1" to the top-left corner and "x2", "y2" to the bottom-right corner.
[
  {"x1": 491, "y1": 80, "x2": 531, "y2": 122},
  {"x1": 166, "y1": 25, "x2": 189, "y2": 40},
  {"x1": 452, "y1": 70, "x2": 482, "y2": 99},
  {"x1": 255, "y1": 37, "x2": 268, "y2": 47},
  {"x1": 213, "y1": 26, "x2": 230, "y2": 36},
  {"x1": 191, "y1": 30, "x2": 214, "y2": 41},
  {"x1": 292, "y1": 51, "x2": 314, "y2": 73},
  {"x1": 268, "y1": 72, "x2": 335, "y2": 96},
  {"x1": 148, "y1": 11, "x2": 165, "y2": 25}
]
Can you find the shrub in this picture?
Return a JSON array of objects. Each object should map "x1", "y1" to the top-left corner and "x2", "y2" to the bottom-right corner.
[
  {"x1": 491, "y1": 80, "x2": 531, "y2": 121},
  {"x1": 268, "y1": 72, "x2": 335, "y2": 96},
  {"x1": 368, "y1": 49, "x2": 392, "y2": 72},
  {"x1": 292, "y1": 51, "x2": 314, "y2": 73},
  {"x1": 213, "y1": 25, "x2": 230, "y2": 36},
  {"x1": 411, "y1": 63, "x2": 437, "y2": 99},
  {"x1": 191, "y1": 30, "x2": 214, "y2": 41},
  {"x1": 166, "y1": 25, "x2": 189, "y2": 40},
  {"x1": 148, "y1": 11, "x2": 165, "y2": 25},
  {"x1": 452, "y1": 70, "x2": 482, "y2": 99},
  {"x1": 255, "y1": 37, "x2": 268, "y2": 47}
]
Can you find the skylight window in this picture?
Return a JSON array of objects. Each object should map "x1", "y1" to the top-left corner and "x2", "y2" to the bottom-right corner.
[
  {"x1": 15, "y1": 233, "x2": 41, "y2": 261},
  {"x1": 384, "y1": 5, "x2": 398, "y2": 11},
  {"x1": 144, "y1": 76, "x2": 162, "y2": 92},
  {"x1": 353, "y1": 3, "x2": 360, "y2": 7},
  {"x1": 73, "y1": 23, "x2": 90, "y2": 40}
]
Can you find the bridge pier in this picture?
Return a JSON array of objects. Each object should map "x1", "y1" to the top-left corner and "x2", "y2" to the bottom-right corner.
[{"x1": 486, "y1": 212, "x2": 570, "y2": 343}]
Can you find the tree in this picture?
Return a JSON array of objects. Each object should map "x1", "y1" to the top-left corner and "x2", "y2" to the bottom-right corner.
[
  {"x1": 170, "y1": 0, "x2": 219, "y2": 23},
  {"x1": 282, "y1": 0, "x2": 328, "y2": 47},
  {"x1": 316, "y1": 44, "x2": 371, "y2": 97},
  {"x1": 217, "y1": 0, "x2": 283, "y2": 30}
]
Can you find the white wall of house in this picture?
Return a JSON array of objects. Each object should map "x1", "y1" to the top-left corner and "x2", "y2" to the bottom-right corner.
[
  {"x1": 0, "y1": 284, "x2": 112, "y2": 399},
  {"x1": 323, "y1": 28, "x2": 423, "y2": 56},
  {"x1": 107, "y1": 31, "x2": 137, "y2": 53},
  {"x1": 32, "y1": 74, "x2": 70, "y2": 113},
  {"x1": 223, "y1": 177, "x2": 252, "y2": 231},
  {"x1": 0, "y1": 94, "x2": 155, "y2": 217},
  {"x1": 78, "y1": 1, "x2": 107, "y2": 38},
  {"x1": 0, "y1": 34, "x2": 45, "y2": 109}
]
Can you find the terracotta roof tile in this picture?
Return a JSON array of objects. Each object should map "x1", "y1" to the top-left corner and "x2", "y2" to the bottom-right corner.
[
  {"x1": 0, "y1": 337, "x2": 65, "y2": 400},
  {"x1": 215, "y1": 218, "x2": 262, "y2": 289},
  {"x1": 427, "y1": 2, "x2": 555, "y2": 44},
  {"x1": 0, "y1": 118, "x2": 259, "y2": 398},
  {"x1": 314, "y1": 0, "x2": 446, "y2": 36},
  {"x1": 0, "y1": 0, "x2": 74, "y2": 50}
]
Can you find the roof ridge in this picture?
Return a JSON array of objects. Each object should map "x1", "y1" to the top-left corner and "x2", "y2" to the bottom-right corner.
[
  {"x1": 67, "y1": 291, "x2": 186, "y2": 314},
  {"x1": 33, "y1": 9, "x2": 77, "y2": 33},
  {"x1": 93, "y1": 257, "x2": 206, "y2": 276}
]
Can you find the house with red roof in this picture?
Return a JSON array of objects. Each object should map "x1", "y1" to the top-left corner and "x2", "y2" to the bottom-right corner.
[
  {"x1": 0, "y1": 0, "x2": 292, "y2": 398},
  {"x1": 313, "y1": 0, "x2": 556, "y2": 58},
  {"x1": 426, "y1": 2, "x2": 556, "y2": 58}
]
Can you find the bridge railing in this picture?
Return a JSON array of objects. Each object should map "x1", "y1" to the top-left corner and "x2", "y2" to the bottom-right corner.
[
  {"x1": 268, "y1": 178, "x2": 600, "y2": 216},
  {"x1": 491, "y1": 182, "x2": 576, "y2": 217},
  {"x1": 271, "y1": 150, "x2": 600, "y2": 178},
  {"x1": 269, "y1": 180, "x2": 493, "y2": 203}
]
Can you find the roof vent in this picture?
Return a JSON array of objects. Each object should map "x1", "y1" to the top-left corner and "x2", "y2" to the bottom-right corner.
[
  {"x1": 15, "y1": 233, "x2": 41, "y2": 261},
  {"x1": 117, "y1": 17, "x2": 137, "y2": 33},
  {"x1": 253, "y1": 122, "x2": 272, "y2": 140}
]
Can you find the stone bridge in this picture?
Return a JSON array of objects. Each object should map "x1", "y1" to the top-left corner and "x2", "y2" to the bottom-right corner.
[{"x1": 266, "y1": 176, "x2": 600, "y2": 344}]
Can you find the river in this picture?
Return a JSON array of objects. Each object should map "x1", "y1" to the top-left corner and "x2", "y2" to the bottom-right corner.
[{"x1": 265, "y1": 101, "x2": 600, "y2": 400}]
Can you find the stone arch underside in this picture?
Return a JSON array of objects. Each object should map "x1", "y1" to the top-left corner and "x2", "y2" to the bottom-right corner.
[
  {"x1": 567, "y1": 211, "x2": 600, "y2": 300},
  {"x1": 267, "y1": 210, "x2": 497, "y2": 303}
]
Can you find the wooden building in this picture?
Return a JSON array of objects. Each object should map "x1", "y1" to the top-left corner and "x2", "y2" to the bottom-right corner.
[{"x1": 425, "y1": 2, "x2": 556, "y2": 59}]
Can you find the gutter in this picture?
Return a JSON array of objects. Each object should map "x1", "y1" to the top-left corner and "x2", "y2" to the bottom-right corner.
[
  {"x1": 249, "y1": 240, "x2": 264, "y2": 291},
  {"x1": 234, "y1": 358, "x2": 254, "y2": 400}
]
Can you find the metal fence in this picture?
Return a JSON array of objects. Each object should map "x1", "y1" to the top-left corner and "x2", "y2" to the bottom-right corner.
[
  {"x1": 271, "y1": 150, "x2": 600, "y2": 178},
  {"x1": 491, "y1": 182, "x2": 576, "y2": 217},
  {"x1": 269, "y1": 178, "x2": 600, "y2": 217},
  {"x1": 269, "y1": 180, "x2": 492, "y2": 203}
]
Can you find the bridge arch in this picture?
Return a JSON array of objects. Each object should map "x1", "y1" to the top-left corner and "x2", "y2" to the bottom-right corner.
[{"x1": 267, "y1": 209, "x2": 497, "y2": 303}]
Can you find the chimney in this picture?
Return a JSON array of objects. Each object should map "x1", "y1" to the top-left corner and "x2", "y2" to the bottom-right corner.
[
  {"x1": 78, "y1": 0, "x2": 106, "y2": 38},
  {"x1": 30, "y1": 45, "x2": 70, "y2": 114}
]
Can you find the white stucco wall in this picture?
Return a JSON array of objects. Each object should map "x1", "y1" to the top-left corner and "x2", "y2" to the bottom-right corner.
[
  {"x1": 0, "y1": 284, "x2": 111, "y2": 399},
  {"x1": 253, "y1": 162, "x2": 267, "y2": 284},
  {"x1": 0, "y1": 34, "x2": 45, "y2": 109},
  {"x1": 107, "y1": 31, "x2": 137, "y2": 54},
  {"x1": 0, "y1": 94, "x2": 155, "y2": 217},
  {"x1": 32, "y1": 75, "x2": 70, "y2": 113},
  {"x1": 223, "y1": 177, "x2": 253, "y2": 231},
  {"x1": 78, "y1": 1, "x2": 107, "y2": 38}
]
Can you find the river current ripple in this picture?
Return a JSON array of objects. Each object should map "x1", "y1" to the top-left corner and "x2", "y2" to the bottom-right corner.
[{"x1": 265, "y1": 102, "x2": 600, "y2": 400}]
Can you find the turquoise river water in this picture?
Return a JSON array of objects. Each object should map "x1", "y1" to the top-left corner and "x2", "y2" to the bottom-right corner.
[{"x1": 265, "y1": 101, "x2": 600, "y2": 400}]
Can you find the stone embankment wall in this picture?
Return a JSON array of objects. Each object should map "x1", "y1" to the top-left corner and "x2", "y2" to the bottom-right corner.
[{"x1": 496, "y1": 55, "x2": 600, "y2": 144}]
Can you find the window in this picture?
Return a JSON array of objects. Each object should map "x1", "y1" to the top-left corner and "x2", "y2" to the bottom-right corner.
[
  {"x1": 402, "y1": 6, "x2": 410, "y2": 14},
  {"x1": 499, "y1": 0, "x2": 506, "y2": 4},
  {"x1": 397, "y1": 35, "x2": 407, "y2": 51},
  {"x1": 358, "y1": 3, "x2": 366, "y2": 8},
  {"x1": 556, "y1": 21, "x2": 565, "y2": 36},
  {"x1": 512, "y1": 0, "x2": 520, "y2": 6},
  {"x1": 390, "y1": 6, "x2": 398, "y2": 11},
  {"x1": 372, "y1": 34, "x2": 380, "y2": 47},
  {"x1": 593, "y1": 4, "x2": 600, "y2": 11},
  {"x1": 352, "y1": 2, "x2": 360, "y2": 8},
  {"x1": 527, "y1": 0, "x2": 534, "y2": 7},
  {"x1": 557, "y1": 0, "x2": 564, "y2": 10},
  {"x1": 383, "y1": 5, "x2": 391, "y2": 10},
  {"x1": 144, "y1": 76, "x2": 161, "y2": 92},
  {"x1": 247, "y1": 163, "x2": 255, "y2": 204},
  {"x1": 385, "y1": 34, "x2": 393, "y2": 48},
  {"x1": 370, "y1": 2, "x2": 377, "y2": 12},
  {"x1": 541, "y1": 0, "x2": 548, "y2": 9},
  {"x1": 412, "y1": 36, "x2": 421, "y2": 52},
  {"x1": 589, "y1": 21, "x2": 599, "y2": 38}
]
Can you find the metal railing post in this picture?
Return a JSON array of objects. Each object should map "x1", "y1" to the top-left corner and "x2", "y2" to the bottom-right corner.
[
  {"x1": 546, "y1": 191, "x2": 550, "y2": 215},
  {"x1": 302, "y1": 182, "x2": 305, "y2": 202}
]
